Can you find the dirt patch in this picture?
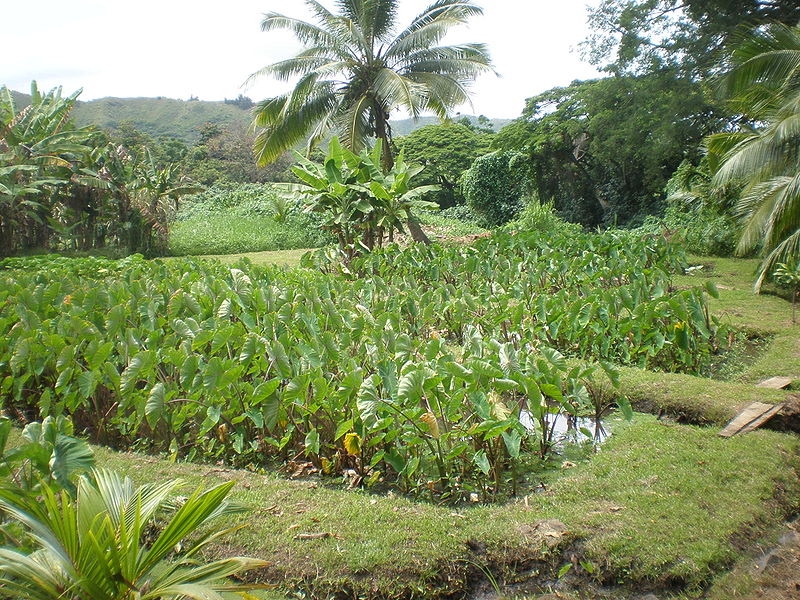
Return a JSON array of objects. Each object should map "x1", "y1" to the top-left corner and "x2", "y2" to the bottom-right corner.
[{"x1": 708, "y1": 520, "x2": 800, "y2": 599}]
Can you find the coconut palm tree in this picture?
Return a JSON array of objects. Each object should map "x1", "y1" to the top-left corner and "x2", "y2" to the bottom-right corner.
[
  {"x1": 710, "y1": 23, "x2": 800, "y2": 291},
  {"x1": 248, "y1": 0, "x2": 493, "y2": 241}
]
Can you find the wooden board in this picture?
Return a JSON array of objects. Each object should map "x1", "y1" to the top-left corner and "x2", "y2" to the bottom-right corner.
[
  {"x1": 719, "y1": 402, "x2": 785, "y2": 438},
  {"x1": 756, "y1": 376, "x2": 793, "y2": 389}
]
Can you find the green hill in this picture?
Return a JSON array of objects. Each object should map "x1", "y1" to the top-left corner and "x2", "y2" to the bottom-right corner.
[{"x1": 7, "y1": 90, "x2": 510, "y2": 144}]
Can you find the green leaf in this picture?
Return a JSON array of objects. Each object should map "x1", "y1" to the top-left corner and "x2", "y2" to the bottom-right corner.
[
  {"x1": 304, "y1": 429, "x2": 320, "y2": 457},
  {"x1": 473, "y1": 450, "x2": 491, "y2": 475},
  {"x1": 146, "y1": 383, "x2": 166, "y2": 426}
]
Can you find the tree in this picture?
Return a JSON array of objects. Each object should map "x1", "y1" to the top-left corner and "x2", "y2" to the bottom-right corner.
[
  {"x1": 494, "y1": 73, "x2": 725, "y2": 225},
  {"x1": 394, "y1": 122, "x2": 492, "y2": 208},
  {"x1": 0, "y1": 83, "x2": 96, "y2": 255},
  {"x1": 709, "y1": 23, "x2": 800, "y2": 292},
  {"x1": 292, "y1": 137, "x2": 438, "y2": 259},
  {"x1": 462, "y1": 150, "x2": 526, "y2": 226},
  {"x1": 248, "y1": 0, "x2": 493, "y2": 242},
  {"x1": 582, "y1": 0, "x2": 800, "y2": 77},
  {"x1": 0, "y1": 469, "x2": 267, "y2": 600}
]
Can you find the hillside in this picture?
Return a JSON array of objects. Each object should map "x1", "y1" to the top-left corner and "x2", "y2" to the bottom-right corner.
[{"x1": 8, "y1": 89, "x2": 510, "y2": 144}]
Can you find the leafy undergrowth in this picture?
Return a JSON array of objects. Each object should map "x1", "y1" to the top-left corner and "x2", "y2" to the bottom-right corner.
[{"x1": 25, "y1": 416, "x2": 794, "y2": 599}]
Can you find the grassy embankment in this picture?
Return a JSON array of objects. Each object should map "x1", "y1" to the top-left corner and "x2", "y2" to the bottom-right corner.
[{"x1": 40, "y1": 250, "x2": 797, "y2": 599}]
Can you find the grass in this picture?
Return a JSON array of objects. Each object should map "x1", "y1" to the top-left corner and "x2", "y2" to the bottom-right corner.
[
  {"x1": 11, "y1": 415, "x2": 788, "y2": 599},
  {"x1": 169, "y1": 248, "x2": 312, "y2": 268},
  {"x1": 169, "y1": 215, "x2": 328, "y2": 256}
]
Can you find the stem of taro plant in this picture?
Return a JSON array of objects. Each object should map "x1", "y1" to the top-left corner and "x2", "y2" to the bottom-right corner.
[{"x1": 379, "y1": 400, "x2": 449, "y2": 488}]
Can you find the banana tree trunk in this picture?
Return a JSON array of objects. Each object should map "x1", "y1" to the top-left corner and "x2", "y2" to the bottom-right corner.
[{"x1": 375, "y1": 107, "x2": 431, "y2": 245}]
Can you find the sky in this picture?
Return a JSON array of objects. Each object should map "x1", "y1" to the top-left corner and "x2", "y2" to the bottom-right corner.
[{"x1": 3, "y1": 1, "x2": 602, "y2": 119}]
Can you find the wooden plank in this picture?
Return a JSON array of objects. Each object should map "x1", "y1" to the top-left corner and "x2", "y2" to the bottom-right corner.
[
  {"x1": 719, "y1": 402, "x2": 785, "y2": 438},
  {"x1": 756, "y1": 376, "x2": 793, "y2": 389}
]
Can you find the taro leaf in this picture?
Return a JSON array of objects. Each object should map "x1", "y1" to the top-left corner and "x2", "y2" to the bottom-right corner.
[
  {"x1": 502, "y1": 430, "x2": 521, "y2": 459},
  {"x1": 145, "y1": 382, "x2": 165, "y2": 426},
  {"x1": 598, "y1": 360, "x2": 620, "y2": 388},
  {"x1": 703, "y1": 281, "x2": 719, "y2": 299},
  {"x1": 50, "y1": 434, "x2": 95, "y2": 494},
  {"x1": 357, "y1": 376, "x2": 379, "y2": 428},
  {"x1": 541, "y1": 347, "x2": 567, "y2": 370},
  {"x1": 473, "y1": 449, "x2": 491, "y2": 475},
  {"x1": 384, "y1": 450, "x2": 406, "y2": 473},
  {"x1": 334, "y1": 419, "x2": 354, "y2": 441},
  {"x1": 217, "y1": 298, "x2": 232, "y2": 320},
  {"x1": 77, "y1": 370, "x2": 97, "y2": 400},
  {"x1": 120, "y1": 352, "x2": 154, "y2": 395},
  {"x1": 397, "y1": 368, "x2": 425, "y2": 402},
  {"x1": 304, "y1": 429, "x2": 320, "y2": 457},
  {"x1": 617, "y1": 396, "x2": 634, "y2": 421},
  {"x1": 268, "y1": 341, "x2": 293, "y2": 379}
]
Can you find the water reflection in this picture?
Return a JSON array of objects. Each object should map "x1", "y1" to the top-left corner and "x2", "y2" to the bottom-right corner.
[{"x1": 519, "y1": 410, "x2": 609, "y2": 444}]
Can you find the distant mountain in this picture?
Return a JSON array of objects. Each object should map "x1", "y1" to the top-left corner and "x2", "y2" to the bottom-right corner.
[{"x1": 6, "y1": 90, "x2": 512, "y2": 144}]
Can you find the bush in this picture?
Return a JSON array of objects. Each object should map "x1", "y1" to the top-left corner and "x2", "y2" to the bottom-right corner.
[
  {"x1": 509, "y1": 200, "x2": 583, "y2": 236},
  {"x1": 462, "y1": 151, "x2": 527, "y2": 227},
  {"x1": 636, "y1": 204, "x2": 739, "y2": 256}
]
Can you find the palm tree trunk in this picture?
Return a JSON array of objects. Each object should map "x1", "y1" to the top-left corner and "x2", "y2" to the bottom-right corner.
[{"x1": 374, "y1": 106, "x2": 431, "y2": 245}]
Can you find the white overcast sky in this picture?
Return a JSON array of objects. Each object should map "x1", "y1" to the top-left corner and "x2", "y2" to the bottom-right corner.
[{"x1": 3, "y1": 1, "x2": 602, "y2": 119}]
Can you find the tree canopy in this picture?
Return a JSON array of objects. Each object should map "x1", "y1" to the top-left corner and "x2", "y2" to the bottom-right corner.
[
  {"x1": 248, "y1": 0, "x2": 493, "y2": 171},
  {"x1": 394, "y1": 122, "x2": 492, "y2": 208},
  {"x1": 582, "y1": 0, "x2": 800, "y2": 77},
  {"x1": 494, "y1": 72, "x2": 726, "y2": 226}
]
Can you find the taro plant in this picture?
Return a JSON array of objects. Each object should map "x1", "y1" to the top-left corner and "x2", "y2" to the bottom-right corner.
[
  {"x1": 0, "y1": 416, "x2": 94, "y2": 496},
  {"x1": 0, "y1": 469, "x2": 268, "y2": 600}
]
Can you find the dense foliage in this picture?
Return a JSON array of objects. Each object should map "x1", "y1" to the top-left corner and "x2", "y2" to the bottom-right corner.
[
  {"x1": 394, "y1": 123, "x2": 493, "y2": 208},
  {"x1": 0, "y1": 84, "x2": 200, "y2": 257},
  {"x1": 494, "y1": 74, "x2": 726, "y2": 226},
  {"x1": 0, "y1": 230, "x2": 724, "y2": 498},
  {"x1": 462, "y1": 151, "x2": 527, "y2": 226},
  {"x1": 292, "y1": 138, "x2": 438, "y2": 258}
]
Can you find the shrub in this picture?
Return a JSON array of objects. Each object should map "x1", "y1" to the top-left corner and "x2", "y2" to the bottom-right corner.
[
  {"x1": 462, "y1": 151, "x2": 527, "y2": 226},
  {"x1": 636, "y1": 204, "x2": 739, "y2": 256},
  {"x1": 510, "y1": 200, "x2": 583, "y2": 236}
]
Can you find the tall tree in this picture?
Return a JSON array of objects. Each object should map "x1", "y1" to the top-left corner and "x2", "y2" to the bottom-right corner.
[
  {"x1": 394, "y1": 122, "x2": 492, "y2": 208},
  {"x1": 582, "y1": 0, "x2": 800, "y2": 77},
  {"x1": 248, "y1": 0, "x2": 493, "y2": 240},
  {"x1": 494, "y1": 72, "x2": 725, "y2": 226},
  {"x1": 709, "y1": 23, "x2": 800, "y2": 291}
]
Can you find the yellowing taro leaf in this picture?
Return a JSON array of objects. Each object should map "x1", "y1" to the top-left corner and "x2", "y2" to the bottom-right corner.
[
  {"x1": 488, "y1": 391, "x2": 510, "y2": 420},
  {"x1": 420, "y1": 412, "x2": 440, "y2": 439},
  {"x1": 344, "y1": 432, "x2": 362, "y2": 456}
]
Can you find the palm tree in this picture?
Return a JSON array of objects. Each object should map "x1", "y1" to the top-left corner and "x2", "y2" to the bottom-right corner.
[
  {"x1": 710, "y1": 23, "x2": 800, "y2": 291},
  {"x1": 0, "y1": 469, "x2": 267, "y2": 600},
  {"x1": 248, "y1": 0, "x2": 493, "y2": 241}
]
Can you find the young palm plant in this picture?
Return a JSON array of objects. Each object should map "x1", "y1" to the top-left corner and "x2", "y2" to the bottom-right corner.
[
  {"x1": 0, "y1": 469, "x2": 267, "y2": 600},
  {"x1": 248, "y1": 0, "x2": 492, "y2": 242}
]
